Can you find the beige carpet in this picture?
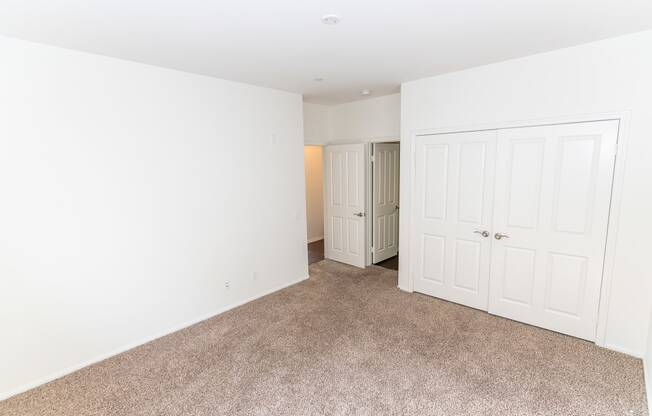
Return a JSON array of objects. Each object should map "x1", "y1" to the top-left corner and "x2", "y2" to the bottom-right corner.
[{"x1": 2, "y1": 260, "x2": 648, "y2": 416}]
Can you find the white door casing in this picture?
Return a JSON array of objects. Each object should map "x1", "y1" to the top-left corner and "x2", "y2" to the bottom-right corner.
[
  {"x1": 488, "y1": 121, "x2": 619, "y2": 341},
  {"x1": 412, "y1": 130, "x2": 497, "y2": 310},
  {"x1": 373, "y1": 143, "x2": 400, "y2": 263},
  {"x1": 324, "y1": 144, "x2": 366, "y2": 268}
]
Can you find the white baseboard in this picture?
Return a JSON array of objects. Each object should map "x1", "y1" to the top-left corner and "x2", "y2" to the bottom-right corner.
[
  {"x1": 0, "y1": 274, "x2": 309, "y2": 402},
  {"x1": 307, "y1": 236, "x2": 324, "y2": 243},
  {"x1": 600, "y1": 342, "x2": 644, "y2": 359}
]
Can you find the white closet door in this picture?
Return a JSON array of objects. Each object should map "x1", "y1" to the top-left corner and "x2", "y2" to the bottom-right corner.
[
  {"x1": 373, "y1": 143, "x2": 400, "y2": 263},
  {"x1": 324, "y1": 144, "x2": 366, "y2": 268},
  {"x1": 412, "y1": 131, "x2": 496, "y2": 310},
  {"x1": 488, "y1": 121, "x2": 619, "y2": 341}
]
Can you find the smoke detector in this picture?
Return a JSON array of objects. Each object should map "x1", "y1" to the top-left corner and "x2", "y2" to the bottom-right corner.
[{"x1": 321, "y1": 14, "x2": 341, "y2": 25}]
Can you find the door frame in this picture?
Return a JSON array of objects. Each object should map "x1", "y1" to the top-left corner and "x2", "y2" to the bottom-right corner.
[
  {"x1": 402, "y1": 111, "x2": 631, "y2": 352},
  {"x1": 317, "y1": 138, "x2": 400, "y2": 268},
  {"x1": 369, "y1": 141, "x2": 401, "y2": 265},
  {"x1": 365, "y1": 138, "x2": 401, "y2": 266}
]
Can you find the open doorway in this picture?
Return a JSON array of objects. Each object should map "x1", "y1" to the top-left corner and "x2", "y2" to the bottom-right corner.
[
  {"x1": 320, "y1": 142, "x2": 400, "y2": 270},
  {"x1": 304, "y1": 145, "x2": 324, "y2": 264},
  {"x1": 370, "y1": 142, "x2": 400, "y2": 271}
]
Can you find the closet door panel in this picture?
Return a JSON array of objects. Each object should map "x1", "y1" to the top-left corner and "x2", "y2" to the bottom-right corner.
[
  {"x1": 488, "y1": 121, "x2": 619, "y2": 341},
  {"x1": 412, "y1": 130, "x2": 496, "y2": 311}
]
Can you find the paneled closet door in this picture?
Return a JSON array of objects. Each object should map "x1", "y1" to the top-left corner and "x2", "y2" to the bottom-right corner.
[
  {"x1": 488, "y1": 121, "x2": 619, "y2": 341},
  {"x1": 412, "y1": 131, "x2": 496, "y2": 310}
]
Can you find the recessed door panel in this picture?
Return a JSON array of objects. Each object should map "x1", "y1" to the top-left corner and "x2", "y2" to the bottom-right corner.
[
  {"x1": 553, "y1": 136, "x2": 600, "y2": 234},
  {"x1": 331, "y1": 216, "x2": 344, "y2": 252},
  {"x1": 453, "y1": 239, "x2": 481, "y2": 293},
  {"x1": 376, "y1": 217, "x2": 385, "y2": 251},
  {"x1": 506, "y1": 139, "x2": 545, "y2": 229},
  {"x1": 500, "y1": 246, "x2": 536, "y2": 306},
  {"x1": 387, "y1": 212, "x2": 397, "y2": 250},
  {"x1": 347, "y1": 219, "x2": 360, "y2": 256},
  {"x1": 423, "y1": 144, "x2": 448, "y2": 221},
  {"x1": 386, "y1": 150, "x2": 396, "y2": 204},
  {"x1": 422, "y1": 234, "x2": 445, "y2": 284},
  {"x1": 457, "y1": 142, "x2": 487, "y2": 225},
  {"x1": 545, "y1": 253, "x2": 588, "y2": 317},
  {"x1": 347, "y1": 151, "x2": 361, "y2": 208},
  {"x1": 331, "y1": 152, "x2": 343, "y2": 207}
]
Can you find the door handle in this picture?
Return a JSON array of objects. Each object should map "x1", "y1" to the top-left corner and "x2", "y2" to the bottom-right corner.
[
  {"x1": 474, "y1": 230, "x2": 490, "y2": 238},
  {"x1": 494, "y1": 233, "x2": 510, "y2": 240},
  {"x1": 353, "y1": 212, "x2": 366, "y2": 217},
  {"x1": 395, "y1": 205, "x2": 400, "y2": 211}
]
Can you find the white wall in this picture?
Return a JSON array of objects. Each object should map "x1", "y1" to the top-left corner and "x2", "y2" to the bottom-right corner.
[
  {"x1": 0, "y1": 36, "x2": 308, "y2": 399},
  {"x1": 303, "y1": 102, "x2": 331, "y2": 144},
  {"x1": 303, "y1": 94, "x2": 401, "y2": 145},
  {"x1": 399, "y1": 30, "x2": 652, "y2": 357},
  {"x1": 304, "y1": 146, "x2": 324, "y2": 242},
  {"x1": 330, "y1": 94, "x2": 401, "y2": 143}
]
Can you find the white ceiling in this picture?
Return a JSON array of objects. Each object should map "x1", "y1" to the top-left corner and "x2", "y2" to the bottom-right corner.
[{"x1": 1, "y1": 0, "x2": 652, "y2": 104}]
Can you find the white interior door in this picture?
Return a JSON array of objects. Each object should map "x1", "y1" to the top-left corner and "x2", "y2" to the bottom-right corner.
[
  {"x1": 412, "y1": 131, "x2": 496, "y2": 310},
  {"x1": 373, "y1": 143, "x2": 400, "y2": 263},
  {"x1": 324, "y1": 144, "x2": 366, "y2": 268},
  {"x1": 488, "y1": 121, "x2": 619, "y2": 341}
]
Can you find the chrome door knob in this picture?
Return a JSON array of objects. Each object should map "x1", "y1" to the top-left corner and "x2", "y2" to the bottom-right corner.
[
  {"x1": 494, "y1": 233, "x2": 510, "y2": 240},
  {"x1": 474, "y1": 230, "x2": 490, "y2": 238},
  {"x1": 353, "y1": 212, "x2": 365, "y2": 217}
]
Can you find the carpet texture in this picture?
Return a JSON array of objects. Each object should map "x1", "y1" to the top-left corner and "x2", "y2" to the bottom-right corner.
[{"x1": 2, "y1": 260, "x2": 648, "y2": 416}]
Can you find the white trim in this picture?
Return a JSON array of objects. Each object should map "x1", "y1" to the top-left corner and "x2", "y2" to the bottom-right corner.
[
  {"x1": 0, "y1": 274, "x2": 310, "y2": 401},
  {"x1": 366, "y1": 143, "x2": 373, "y2": 266},
  {"x1": 601, "y1": 343, "x2": 643, "y2": 359},
  {"x1": 363, "y1": 136, "x2": 401, "y2": 144},
  {"x1": 318, "y1": 136, "x2": 400, "y2": 146},
  {"x1": 307, "y1": 236, "x2": 324, "y2": 243},
  {"x1": 403, "y1": 111, "x2": 630, "y2": 351},
  {"x1": 407, "y1": 111, "x2": 629, "y2": 137},
  {"x1": 595, "y1": 114, "x2": 630, "y2": 348}
]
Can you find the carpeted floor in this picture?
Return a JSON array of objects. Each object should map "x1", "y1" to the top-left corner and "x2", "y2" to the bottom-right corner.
[{"x1": 2, "y1": 260, "x2": 648, "y2": 416}]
